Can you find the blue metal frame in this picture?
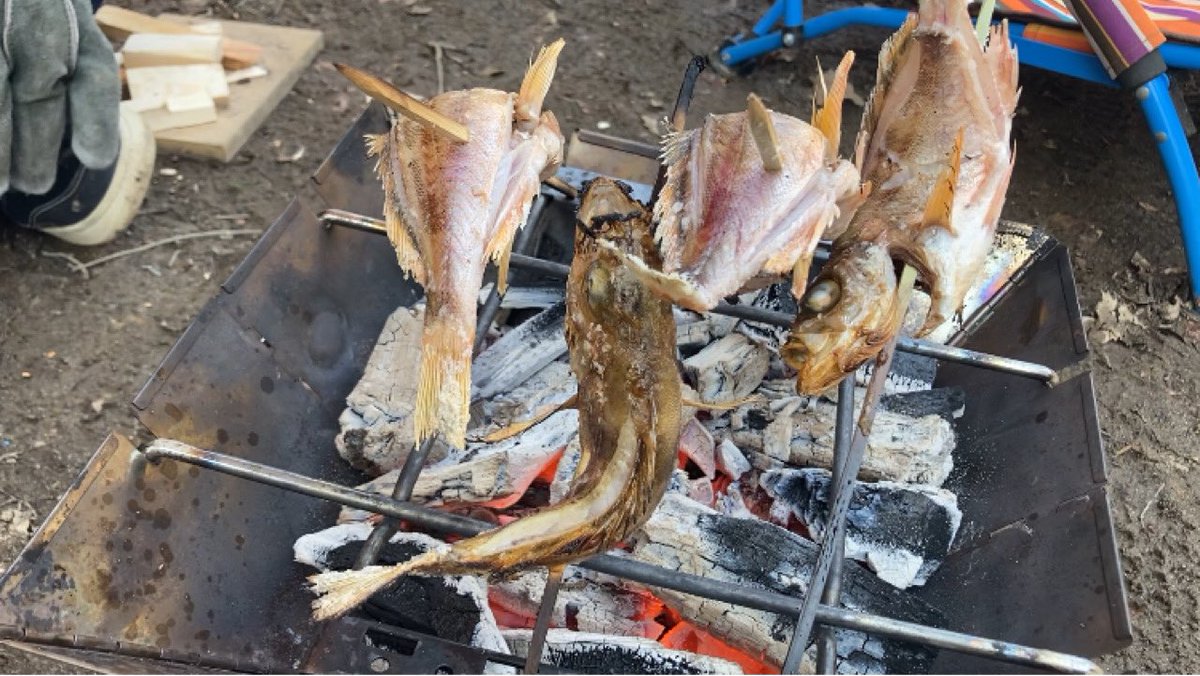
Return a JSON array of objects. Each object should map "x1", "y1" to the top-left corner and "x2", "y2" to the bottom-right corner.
[{"x1": 718, "y1": 0, "x2": 1200, "y2": 302}]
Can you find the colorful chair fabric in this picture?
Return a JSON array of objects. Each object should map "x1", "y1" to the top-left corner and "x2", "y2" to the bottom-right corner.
[{"x1": 717, "y1": 0, "x2": 1200, "y2": 306}]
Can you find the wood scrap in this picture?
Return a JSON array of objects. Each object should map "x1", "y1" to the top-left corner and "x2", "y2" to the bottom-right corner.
[
  {"x1": 95, "y1": 5, "x2": 263, "y2": 69},
  {"x1": 127, "y1": 64, "x2": 230, "y2": 108},
  {"x1": 122, "y1": 33, "x2": 223, "y2": 68}
]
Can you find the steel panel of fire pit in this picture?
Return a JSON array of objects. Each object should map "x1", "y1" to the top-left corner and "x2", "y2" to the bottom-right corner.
[{"x1": 0, "y1": 105, "x2": 1130, "y2": 674}]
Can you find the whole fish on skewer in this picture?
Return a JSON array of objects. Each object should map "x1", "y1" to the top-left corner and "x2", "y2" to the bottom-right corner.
[
  {"x1": 607, "y1": 52, "x2": 868, "y2": 312},
  {"x1": 339, "y1": 40, "x2": 566, "y2": 450},
  {"x1": 783, "y1": 0, "x2": 1019, "y2": 394},
  {"x1": 307, "y1": 178, "x2": 682, "y2": 620}
]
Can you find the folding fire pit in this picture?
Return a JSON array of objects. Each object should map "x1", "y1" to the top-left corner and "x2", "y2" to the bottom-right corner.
[{"x1": 0, "y1": 103, "x2": 1131, "y2": 674}]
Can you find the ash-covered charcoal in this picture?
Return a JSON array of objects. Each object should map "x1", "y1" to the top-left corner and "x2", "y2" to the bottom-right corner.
[
  {"x1": 759, "y1": 468, "x2": 963, "y2": 588},
  {"x1": 477, "y1": 284, "x2": 564, "y2": 310},
  {"x1": 293, "y1": 525, "x2": 508, "y2": 654},
  {"x1": 679, "y1": 418, "x2": 716, "y2": 479},
  {"x1": 471, "y1": 360, "x2": 577, "y2": 441},
  {"x1": 549, "y1": 436, "x2": 582, "y2": 505},
  {"x1": 472, "y1": 301, "x2": 567, "y2": 401},
  {"x1": 492, "y1": 567, "x2": 666, "y2": 638},
  {"x1": 682, "y1": 333, "x2": 770, "y2": 402},
  {"x1": 880, "y1": 387, "x2": 966, "y2": 423},
  {"x1": 503, "y1": 629, "x2": 743, "y2": 675},
  {"x1": 339, "y1": 410, "x2": 579, "y2": 522},
  {"x1": 735, "y1": 282, "x2": 797, "y2": 350},
  {"x1": 336, "y1": 304, "x2": 451, "y2": 475},
  {"x1": 855, "y1": 349, "x2": 937, "y2": 394},
  {"x1": 630, "y1": 494, "x2": 942, "y2": 671},
  {"x1": 730, "y1": 389, "x2": 955, "y2": 486},
  {"x1": 715, "y1": 439, "x2": 751, "y2": 481}
]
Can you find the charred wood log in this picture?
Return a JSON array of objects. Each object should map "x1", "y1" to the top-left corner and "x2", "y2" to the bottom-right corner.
[
  {"x1": 472, "y1": 302, "x2": 568, "y2": 401},
  {"x1": 504, "y1": 628, "x2": 743, "y2": 675},
  {"x1": 491, "y1": 567, "x2": 666, "y2": 639}
]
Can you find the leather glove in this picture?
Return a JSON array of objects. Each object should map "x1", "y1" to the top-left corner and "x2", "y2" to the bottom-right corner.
[{"x1": 1, "y1": 0, "x2": 120, "y2": 195}]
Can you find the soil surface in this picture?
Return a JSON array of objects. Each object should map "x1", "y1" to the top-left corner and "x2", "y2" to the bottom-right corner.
[{"x1": 1, "y1": 0, "x2": 1198, "y2": 673}]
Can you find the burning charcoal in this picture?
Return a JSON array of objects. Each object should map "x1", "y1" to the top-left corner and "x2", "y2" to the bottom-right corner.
[
  {"x1": 687, "y1": 477, "x2": 715, "y2": 506},
  {"x1": 682, "y1": 333, "x2": 770, "y2": 402},
  {"x1": 735, "y1": 282, "x2": 797, "y2": 351},
  {"x1": 472, "y1": 301, "x2": 568, "y2": 401},
  {"x1": 492, "y1": 567, "x2": 666, "y2": 638},
  {"x1": 759, "y1": 468, "x2": 962, "y2": 588},
  {"x1": 880, "y1": 387, "x2": 966, "y2": 422},
  {"x1": 678, "y1": 418, "x2": 716, "y2": 479},
  {"x1": 338, "y1": 410, "x2": 579, "y2": 522},
  {"x1": 715, "y1": 481, "x2": 756, "y2": 519},
  {"x1": 504, "y1": 629, "x2": 743, "y2": 675},
  {"x1": 856, "y1": 350, "x2": 937, "y2": 394},
  {"x1": 471, "y1": 361, "x2": 577, "y2": 440},
  {"x1": 730, "y1": 392, "x2": 955, "y2": 486},
  {"x1": 477, "y1": 284, "x2": 564, "y2": 309},
  {"x1": 715, "y1": 439, "x2": 751, "y2": 481},
  {"x1": 293, "y1": 525, "x2": 508, "y2": 655},
  {"x1": 629, "y1": 494, "x2": 941, "y2": 671},
  {"x1": 337, "y1": 304, "x2": 451, "y2": 475}
]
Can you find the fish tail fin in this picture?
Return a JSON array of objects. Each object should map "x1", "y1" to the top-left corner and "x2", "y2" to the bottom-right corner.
[
  {"x1": 920, "y1": 128, "x2": 965, "y2": 236},
  {"x1": 414, "y1": 305, "x2": 473, "y2": 449},
  {"x1": 309, "y1": 550, "x2": 443, "y2": 620},
  {"x1": 854, "y1": 16, "x2": 916, "y2": 171},
  {"x1": 746, "y1": 93, "x2": 783, "y2": 172},
  {"x1": 516, "y1": 38, "x2": 566, "y2": 127},
  {"x1": 811, "y1": 51, "x2": 855, "y2": 163}
]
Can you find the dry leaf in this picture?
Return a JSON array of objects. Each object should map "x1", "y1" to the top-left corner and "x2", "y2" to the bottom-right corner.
[
  {"x1": 641, "y1": 114, "x2": 663, "y2": 135},
  {"x1": 407, "y1": 5, "x2": 432, "y2": 14}
]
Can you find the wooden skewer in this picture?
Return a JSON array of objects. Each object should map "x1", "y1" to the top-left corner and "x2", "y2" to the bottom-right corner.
[
  {"x1": 334, "y1": 63, "x2": 470, "y2": 143},
  {"x1": 747, "y1": 93, "x2": 783, "y2": 172}
]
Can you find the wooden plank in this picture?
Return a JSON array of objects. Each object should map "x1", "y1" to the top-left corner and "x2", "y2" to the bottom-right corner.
[
  {"x1": 122, "y1": 33, "x2": 221, "y2": 68},
  {"x1": 151, "y1": 16, "x2": 323, "y2": 162},
  {"x1": 95, "y1": 5, "x2": 263, "y2": 69}
]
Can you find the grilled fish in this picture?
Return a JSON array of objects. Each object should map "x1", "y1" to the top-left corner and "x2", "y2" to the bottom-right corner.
[
  {"x1": 308, "y1": 178, "x2": 682, "y2": 620},
  {"x1": 361, "y1": 40, "x2": 566, "y2": 449},
  {"x1": 783, "y1": 0, "x2": 1018, "y2": 393},
  {"x1": 608, "y1": 52, "x2": 867, "y2": 312}
]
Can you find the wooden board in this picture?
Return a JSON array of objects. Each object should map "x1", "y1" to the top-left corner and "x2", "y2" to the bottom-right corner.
[{"x1": 151, "y1": 15, "x2": 323, "y2": 162}]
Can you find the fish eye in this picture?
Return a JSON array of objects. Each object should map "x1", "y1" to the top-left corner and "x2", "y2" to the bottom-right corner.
[
  {"x1": 586, "y1": 265, "x2": 610, "y2": 306},
  {"x1": 804, "y1": 279, "x2": 841, "y2": 313}
]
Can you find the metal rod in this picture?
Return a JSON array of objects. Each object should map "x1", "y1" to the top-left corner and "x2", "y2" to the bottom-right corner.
[
  {"x1": 140, "y1": 439, "x2": 1100, "y2": 674},
  {"x1": 474, "y1": 202, "x2": 546, "y2": 354},
  {"x1": 319, "y1": 209, "x2": 1058, "y2": 382},
  {"x1": 815, "y1": 376, "x2": 855, "y2": 673},
  {"x1": 354, "y1": 436, "x2": 438, "y2": 569},
  {"x1": 524, "y1": 565, "x2": 566, "y2": 674},
  {"x1": 652, "y1": 56, "x2": 707, "y2": 203}
]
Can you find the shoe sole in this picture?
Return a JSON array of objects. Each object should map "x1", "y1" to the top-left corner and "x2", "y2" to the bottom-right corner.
[{"x1": 40, "y1": 106, "x2": 157, "y2": 247}]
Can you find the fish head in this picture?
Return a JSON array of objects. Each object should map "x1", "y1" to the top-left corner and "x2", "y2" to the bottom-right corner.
[
  {"x1": 571, "y1": 178, "x2": 662, "y2": 328},
  {"x1": 782, "y1": 241, "x2": 898, "y2": 394}
]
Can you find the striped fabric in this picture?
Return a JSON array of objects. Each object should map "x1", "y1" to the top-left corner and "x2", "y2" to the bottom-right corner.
[{"x1": 996, "y1": 0, "x2": 1190, "y2": 44}]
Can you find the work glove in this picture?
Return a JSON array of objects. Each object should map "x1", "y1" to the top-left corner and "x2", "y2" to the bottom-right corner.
[{"x1": 0, "y1": 0, "x2": 120, "y2": 195}]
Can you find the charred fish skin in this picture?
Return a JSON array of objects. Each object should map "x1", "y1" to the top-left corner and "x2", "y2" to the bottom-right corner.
[
  {"x1": 366, "y1": 41, "x2": 566, "y2": 450},
  {"x1": 784, "y1": 0, "x2": 1018, "y2": 395},
  {"x1": 309, "y1": 179, "x2": 681, "y2": 611},
  {"x1": 609, "y1": 53, "x2": 866, "y2": 312}
]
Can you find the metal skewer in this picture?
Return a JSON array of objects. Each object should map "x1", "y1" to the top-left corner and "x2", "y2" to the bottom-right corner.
[
  {"x1": 781, "y1": 265, "x2": 920, "y2": 674},
  {"x1": 139, "y1": 438, "x2": 1101, "y2": 675},
  {"x1": 525, "y1": 565, "x2": 566, "y2": 674},
  {"x1": 353, "y1": 436, "x2": 438, "y2": 569},
  {"x1": 814, "y1": 375, "x2": 855, "y2": 673}
]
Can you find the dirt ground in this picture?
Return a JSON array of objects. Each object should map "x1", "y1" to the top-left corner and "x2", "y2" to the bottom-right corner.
[{"x1": 1, "y1": 0, "x2": 1197, "y2": 672}]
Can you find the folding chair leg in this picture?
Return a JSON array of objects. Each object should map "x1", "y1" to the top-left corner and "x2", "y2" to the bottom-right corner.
[
  {"x1": 1137, "y1": 73, "x2": 1200, "y2": 306},
  {"x1": 719, "y1": 0, "x2": 802, "y2": 68}
]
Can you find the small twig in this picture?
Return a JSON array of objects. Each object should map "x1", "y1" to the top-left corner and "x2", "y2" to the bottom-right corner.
[
  {"x1": 46, "y1": 229, "x2": 260, "y2": 278},
  {"x1": 1139, "y1": 482, "x2": 1166, "y2": 523},
  {"x1": 41, "y1": 251, "x2": 90, "y2": 280},
  {"x1": 214, "y1": 213, "x2": 250, "y2": 221},
  {"x1": 429, "y1": 41, "x2": 447, "y2": 95}
]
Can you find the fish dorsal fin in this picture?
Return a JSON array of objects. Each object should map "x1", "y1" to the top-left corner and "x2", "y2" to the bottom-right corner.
[
  {"x1": 516, "y1": 38, "x2": 566, "y2": 128},
  {"x1": 854, "y1": 14, "x2": 917, "y2": 172},
  {"x1": 746, "y1": 94, "x2": 783, "y2": 172},
  {"x1": 811, "y1": 51, "x2": 855, "y2": 164},
  {"x1": 921, "y1": 128, "x2": 965, "y2": 235}
]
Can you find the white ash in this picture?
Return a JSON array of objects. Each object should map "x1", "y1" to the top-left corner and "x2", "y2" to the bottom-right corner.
[
  {"x1": 503, "y1": 629, "x2": 743, "y2": 675},
  {"x1": 471, "y1": 301, "x2": 567, "y2": 401},
  {"x1": 338, "y1": 410, "x2": 578, "y2": 523},
  {"x1": 549, "y1": 436, "x2": 582, "y2": 504},
  {"x1": 715, "y1": 439, "x2": 751, "y2": 481},
  {"x1": 682, "y1": 333, "x2": 770, "y2": 402},
  {"x1": 715, "y1": 481, "x2": 756, "y2": 519},
  {"x1": 759, "y1": 468, "x2": 962, "y2": 588},
  {"x1": 470, "y1": 361, "x2": 576, "y2": 440},
  {"x1": 336, "y1": 305, "x2": 446, "y2": 475}
]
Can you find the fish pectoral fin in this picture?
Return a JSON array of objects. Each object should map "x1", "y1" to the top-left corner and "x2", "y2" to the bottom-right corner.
[
  {"x1": 811, "y1": 51, "x2": 855, "y2": 163},
  {"x1": 746, "y1": 93, "x2": 783, "y2": 173},
  {"x1": 516, "y1": 38, "x2": 566, "y2": 128},
  {"x1": 470, "y1": 393, "x2": 579, "y2": 444},
  {"x1": 920, "y1": 128, "x2": 965, "y2": 236},
  {"x1": 597, "y1": 240, "x2": 712, "y2": 311}
]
